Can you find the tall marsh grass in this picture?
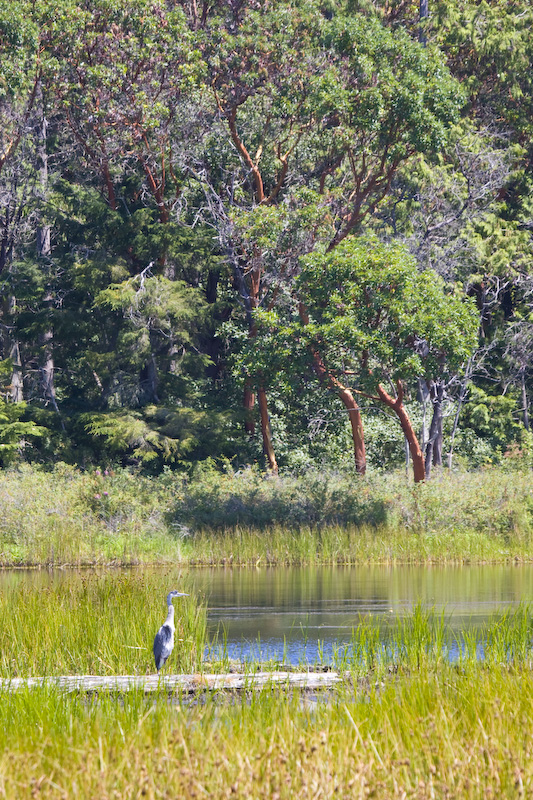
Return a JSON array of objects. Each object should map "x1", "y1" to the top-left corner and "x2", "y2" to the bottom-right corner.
[
  {"x1": 0, "y1": 570, "x2": 206, "y2": 677},
  {"x1": 0, "y1": 463, "x2": 532, "y2": 566},
  {"x1": 174, "y1": 463, "x2": 533, "y2": 536},
  {"x1": 2, "y1": 651, "x2": 533, "y2": 797},
  {"x1": 1, "y1": 604, "x2": 533, "y2": 796}
]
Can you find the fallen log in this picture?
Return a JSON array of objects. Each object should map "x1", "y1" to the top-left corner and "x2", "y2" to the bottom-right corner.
[{"x1": 0, "y1": 671, "x2": 345, "y2": 694}]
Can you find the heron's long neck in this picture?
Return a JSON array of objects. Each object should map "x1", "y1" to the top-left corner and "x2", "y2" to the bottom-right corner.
[{"x1": 165, "y1": 604, "x2": 175, "y2": 627}]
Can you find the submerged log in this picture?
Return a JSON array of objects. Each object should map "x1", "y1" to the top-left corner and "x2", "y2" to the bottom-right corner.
[{"x1": 0, "y1": 671, "x2": 344, "y2": 694}]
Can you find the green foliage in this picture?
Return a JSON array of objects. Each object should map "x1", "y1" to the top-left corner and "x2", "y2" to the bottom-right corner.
[
  {"x1": 0, "y1": 0, "x2": 38, "y2": 101},
  {"x1": 459, "y1": 385, "x2": 529, "y2": 463},
  {"x1": 433, "y1": 0, "x2": 533, "y2": 134},
  {"x1": 0, "y1": 400, "x2": 45, "y2": 466},
  {"x1": 297, "y1": 236, "x2": 478, "y2": 381},
  {"x1": 318, "y1": 12, "x2": 462, "y2": 155},
  {"x1": 0, "y1": 361, "x2": 47, "y2": 465},
  {"x1": 0, "y1": 464, "x2": 533, "y2": 567},
  {"x1": 465, "y1": 211, "x2": 533, "y2": 278},
  {"x1": 177, "y1": 463, "x2": 391, "y2": 530},
  {"x1": 237, "y1": 237, "x2": 478, "y2": 400},
  {"x1": 171, "y1": 462, "x2": 533, "y2": 544},
  {"x1": 83, "y1": 404, "x2": 231, "y2": 469},
  {"x1": 0, "y1": 0, "x2": 531, "y2": 473}
]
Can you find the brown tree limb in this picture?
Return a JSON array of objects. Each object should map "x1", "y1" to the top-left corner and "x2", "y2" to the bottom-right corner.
[
  {"x1": 225, "y1": 106, "x2": 265, "y2": 203},
  {"x1": 376, "y1": 381, "x2": 425, "y2": 482},
  {"x1": 299, "y1": 303, "x2": 366, "y2": 473}
]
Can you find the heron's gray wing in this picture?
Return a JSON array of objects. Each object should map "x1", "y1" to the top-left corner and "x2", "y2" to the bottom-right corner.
[{"x1": 153, "y1": 624, "x2": 173, "y2": 671}]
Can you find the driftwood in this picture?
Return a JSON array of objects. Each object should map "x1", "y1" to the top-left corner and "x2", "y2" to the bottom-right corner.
[{"x1": 0, "y1": 671, "x2": 344, "y2": 694}]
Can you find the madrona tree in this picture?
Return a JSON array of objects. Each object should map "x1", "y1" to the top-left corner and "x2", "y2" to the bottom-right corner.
[
  {"x1": 242, "y1": 237, "x2": 478, "y2": 481},
  {"x1": 199, "y1": 0, "x2": 463, "y2": 472}
]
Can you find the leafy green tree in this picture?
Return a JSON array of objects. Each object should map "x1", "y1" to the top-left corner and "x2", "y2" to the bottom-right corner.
[
  {"x1": 195, "y1": 0, "x2": 463, "y2": 471},
  {"x1": 0, "y1": 0, "x2": 40, "y2": 174},
  {"x1": 1, "y1": 0, "x2": 530, "y2": 476},
  {"x1": 41, "y1": 0, "x2": 198, "y2": 224},
  {"x1": 240, "y1": 237, "x2": 478, "y2": 480}
]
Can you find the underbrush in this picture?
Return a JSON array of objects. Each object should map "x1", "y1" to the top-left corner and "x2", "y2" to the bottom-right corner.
[
  {"x1": 174, "y1": 462, "x2": 533, "y2": 535},
  {"x1": 0, "y1": 463, "x2": 531, "y2": 566},
  {"x1": 0, "y1": 464, "x2": 179, "y2": 566}
]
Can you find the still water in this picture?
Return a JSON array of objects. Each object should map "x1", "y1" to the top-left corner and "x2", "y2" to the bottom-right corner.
[
  {"x1": 191, "y1": 564, "x2": 533, "y2": 664},
  {"x1": 2, "y1": 564, "x2": 533, "y2": 665}
]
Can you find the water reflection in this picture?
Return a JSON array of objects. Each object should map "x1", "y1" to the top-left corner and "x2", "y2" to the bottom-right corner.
[
  {"x1": 192, "y1": 564, "x2": 533, "y2": 663},
  {"x1": 2, "y1": 564, "x2": 533, "y2": 665}
]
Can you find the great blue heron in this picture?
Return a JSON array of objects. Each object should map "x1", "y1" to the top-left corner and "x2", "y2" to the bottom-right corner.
[{"x1": 153, "y1": 590, "x2": 189, "y2": 673}]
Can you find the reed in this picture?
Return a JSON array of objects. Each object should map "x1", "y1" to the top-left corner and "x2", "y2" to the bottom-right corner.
[
  {"x1": 0, "y1": 570, "x2": 206, "y2": 677},
  {"x1": 2, "y1": 603, "x2": 533, "y2": 796},
  {"x1": 1, "y1": 657, "x2": 533, "y2": 797},
  {"x1": 3, "y1": 569, "x2": 533, "y2": 678},
  {"x1": 0, "y1": 464, "x2": 532, "y2": 566}
]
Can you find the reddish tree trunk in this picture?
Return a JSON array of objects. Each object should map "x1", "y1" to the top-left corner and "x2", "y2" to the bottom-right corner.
[
  {"x1": 243, "y1": 384, "x2": 256, "y2": 435},
  {"x1": 258, "y1": 387, "x2": 278, "y2": 473},
  {"x1": 377, "y1": 382, "x2": 425, "y2": 482},
  {"x1": 299, "y1": 304, "x2": 366, "y2": 474},
  {"x1": 336, "y1": 385, "x2": 367, "y2": 474}
]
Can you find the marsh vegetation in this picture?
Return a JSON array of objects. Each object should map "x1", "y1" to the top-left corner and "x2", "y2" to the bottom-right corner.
[
  {"x1": 2, "y1": 466, "x2": 533, "y2": 797},
  {"x1": 0, "y1": 465, "x2": 532, "y2": 567},
  {"x1": 2, "y1": 598, "x2": 533, "y2": 798}
]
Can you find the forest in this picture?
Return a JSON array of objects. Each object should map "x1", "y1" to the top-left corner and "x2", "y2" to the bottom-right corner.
[{"x1": 1, "y1": 0, "x2": 532, "y2": 481}]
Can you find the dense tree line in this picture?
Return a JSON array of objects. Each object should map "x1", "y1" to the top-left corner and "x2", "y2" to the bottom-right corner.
[{"x1": 0, "y1": 0, "x2": 531, "y2": 478}]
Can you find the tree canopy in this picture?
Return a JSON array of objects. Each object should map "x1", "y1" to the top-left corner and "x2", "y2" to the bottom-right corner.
[{"x1": 0, "y1": 0, "x2": 531, "y2": 476}]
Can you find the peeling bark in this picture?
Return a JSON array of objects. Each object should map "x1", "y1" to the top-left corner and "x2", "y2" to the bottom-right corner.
[{"x1": 336, "y1": 384, "x2": 367, "y2": 474}]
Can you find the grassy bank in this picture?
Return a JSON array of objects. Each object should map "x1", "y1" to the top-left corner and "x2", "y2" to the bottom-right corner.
[
  {"x1": 2, "y1": 608, "x2": 533, "y2": 798},
  {"x1": 0, "y1": 463, "x2": 532, "y2": 566},
  {"x1": 3, "y1": 668, "x2": 533, "y2": 798},
  {"x1": 0, "y1": 569, "x2": 205, "y2": 677},
  {"x1": 1, "y1": 572, "x2": 533, "y2": 798}
]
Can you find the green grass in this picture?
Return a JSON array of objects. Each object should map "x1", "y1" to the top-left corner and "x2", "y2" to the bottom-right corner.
[
  {"x1": 0, "y1": 570, "x2": 206, "y2": 677},
  {"x1": 4, "y1": 561, "x2": 533, "y2": 680},
  {"x1": 185, "y1": 524, "x2": 530, "y2": 566},
  {"x1": 2, "y1": 584, "x2": 533, "y2": 798},
  {"x1": 2, "y1": 457, "x2": 533, "y2": 797},
  {"x1": 0, "y1": 464, "x2": 182, "y2": 566},
  {"x1": 0, "y1": 463, "x2": 532, "y2": 567},
  {"x1": 2, "y1": 609, "x2": 533, "y2": 798}
]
